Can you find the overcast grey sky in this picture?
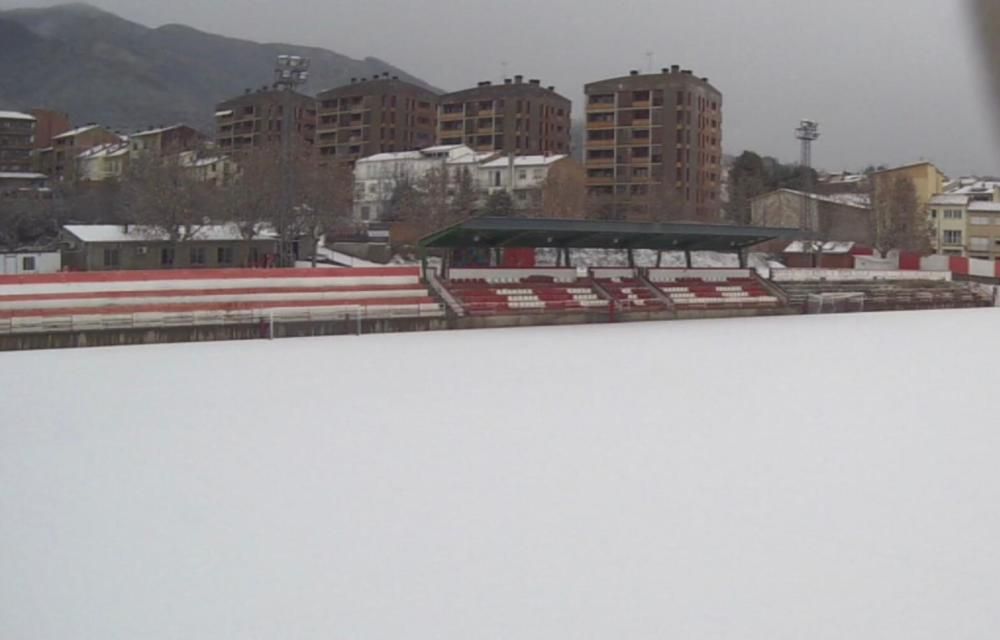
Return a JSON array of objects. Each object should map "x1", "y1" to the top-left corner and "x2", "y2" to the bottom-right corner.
[{"x1": 6, "y1": 0, "x2": 999, "y2": 175}]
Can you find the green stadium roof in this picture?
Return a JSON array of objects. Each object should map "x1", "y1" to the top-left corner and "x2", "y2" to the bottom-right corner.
[{"x1": 419, "y1": 217, "x2": 803, "y2": 252}]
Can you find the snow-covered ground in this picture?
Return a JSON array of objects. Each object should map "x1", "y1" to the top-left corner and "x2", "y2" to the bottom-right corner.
[{"x1": 3, "y1": 310, "x2": 1000, "y2": 639}]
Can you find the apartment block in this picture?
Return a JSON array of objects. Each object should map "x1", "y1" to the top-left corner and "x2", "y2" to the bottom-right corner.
[
  {"x1": 584, "y1": 67, "x2": 723, "y2": 221},
  {"x1": 437, "y1": 76, "x2": 571, "y2": 156},
  {"x1": 0, "y1": 110, "x2": 36, "y2": 173},
  {"x1": 28, "y1": 108, "x2": 71, "y2": 149},
  {"x1": 215, "y1": 89, "x2": 316, "y2": 154},
  {"x1": 316, "y1": 75, "x2": 439, "y2": 164}
]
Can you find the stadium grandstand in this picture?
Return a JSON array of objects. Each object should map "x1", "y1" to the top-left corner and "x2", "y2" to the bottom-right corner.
[
  {"x1": 420, "y1": 217, "x2": 799, "y2": 318},
  {"x1": 0, "y1": 267, "x2": 444, "y2": 347},
  {"x1": 0, "y1": 217, "x2": 995, "y2": 351}
]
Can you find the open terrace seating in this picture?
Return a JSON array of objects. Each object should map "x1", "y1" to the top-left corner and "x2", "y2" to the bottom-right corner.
[
  {"x1": 0, "y1": 267, "x2": 444, "y2": 334},
  {"x1": 647, "y1": 268, "x2": 781, "y2": 309},
  {"x1": 445, "y1": 268, "x2": 609, "y2": 316},
  {"x1": 775, "y1": 278, "x2": 991, "y2": 312},
  {"x1": 590, "y1": 268, "x2": 666, "y2": 310}
]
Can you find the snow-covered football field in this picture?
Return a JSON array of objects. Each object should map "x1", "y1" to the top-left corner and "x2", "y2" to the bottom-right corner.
[{"x1": 3, "y1": 309, "x2": 1000, "y2": 639}]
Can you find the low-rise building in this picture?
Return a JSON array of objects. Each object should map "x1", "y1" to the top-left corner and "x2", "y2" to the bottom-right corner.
[
  {"x1": 0, "y1": 171, "x2": 48, "y2": 197},
  {"x1": 178, "y1": 152, "x2": 238, "y2": 187},
  {"x1": 928, "y1": 194, "x2": 969, "y2": 256},
  {"x1": 965, "y1": 201, "x2": 1000, "y2": 260},
  {"x1": 0, "y1": 250, "x2": 61, "y2": 274},
  {"x1": 477, "y1": 155, "x2": 571, "y2": 211},
  {"x1": 36, "y1": 124, "x2": 123, "y2": 181},
  {"x1": 751, "y1": 188, "x2": 872, "y2": 249},
  {"x1": 129, "y1": 124, "x2": 206, "y2": 160},
  {"x1": 352, "y1": 144, "x2": 496, "y2": 221},
  {"x1": 61, "y1": 224, "x2": 279, "y2": 271},
  {"x1": 76, "y1": 142, "x2": 130, "y2": 182},
  {"x1": 947, "y1": 179, "x2": 1000, "y2": 203},
  {"x1": 871, "y1": 161, "x2": 947, "y2": 212},
  {"x1": 352, "y1": 144, "x2": 573, "y2": 220}
]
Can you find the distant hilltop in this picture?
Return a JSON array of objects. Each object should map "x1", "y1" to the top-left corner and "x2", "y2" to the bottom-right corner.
[{"x1": 0, "y1": 2, "x2": 438, "y2": 133}]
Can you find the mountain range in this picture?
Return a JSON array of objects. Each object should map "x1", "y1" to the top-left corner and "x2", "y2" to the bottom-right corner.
[{"x1": 0, "y1": 3, "x2": 438, "y2": 135}]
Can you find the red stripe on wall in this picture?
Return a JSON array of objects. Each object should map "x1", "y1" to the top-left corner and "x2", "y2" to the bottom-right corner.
[
  {"x1": 0, "y1": 283, "x2": 427, "y2": 303},
  {"x1": 0, "y1": 296, "x2": 437, "y2": 319},
  {"x1": 0, "y1": 267, "x2": 420, "y2": 286},
  {"x1": 949, "y1": 256, "x2": 970, "y2": 275}
]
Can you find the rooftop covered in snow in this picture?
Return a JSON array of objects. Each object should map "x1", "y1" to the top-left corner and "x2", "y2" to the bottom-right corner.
[
  {"x1": 0, "y1": 110, "x2": 36, "y2": 121},
  {"x1": 420, "y1": 217, "x2": 803, "y2": 252},
  {"x1": 63, "y1": 224, "x2": 277, "y2": 243}
]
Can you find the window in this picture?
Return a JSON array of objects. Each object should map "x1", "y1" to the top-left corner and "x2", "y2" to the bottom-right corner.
[
  {"x1": 103, "y1": 248, "x2": 119, "y2": 268},
  {"x1": 930, "y1": 209, "x2": 938, "y2": 219},
  {"x1": 160, "y1": 247, "x2": 175, "y2": 266},
  {"x1": 517, "y1": 170, "x2": 527, "y2": 181},
  {"x1": 190, "y1": 247, "x2": 206, "y2": 266},
  {"x1": 21, "y1": 256, "x2": 35, "y2": 272},
  {"x1": 217, "y1": 247, "x2": 234, "y2": 265},
  {"x1": 970, "y1": 237, "x2": 990, "y2": 251},
  {"x1": 943, "y1": 230, "x2": 963, "y2": 245},
  {"x1": 533, "y1": 168, "x2": 544, "y2": 180},
  {"x1": 944, "y1": 209, "x2": 963, "y2": 220},
  {"x1": 360, "y1": 206, "x2": 371, "y2": 221},
  {"x1": 971, "y1": 216, "x2": 991, "y2": 225},
  {"x1": 493, "y1": 171, "x2": 502, "y2": 187}
]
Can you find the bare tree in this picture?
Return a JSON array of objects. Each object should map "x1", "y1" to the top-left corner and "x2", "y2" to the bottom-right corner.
[
  {"x1": 540, "y1": 159, "x2": 586, "y2": 219},
  {"x1": 869, "y1": 175, "x2": 931, "y2": 255},
  {"x1": 119, "y1": 152, "x2": 215, "y2": 263}
]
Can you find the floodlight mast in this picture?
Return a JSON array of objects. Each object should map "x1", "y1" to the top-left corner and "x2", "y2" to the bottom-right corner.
[
  {"x1": 273, "y1": 54, "x2": 310, "y2": 266},
  {"x1": 795, "y1": 119, "x2": 820, "y2": 260}
]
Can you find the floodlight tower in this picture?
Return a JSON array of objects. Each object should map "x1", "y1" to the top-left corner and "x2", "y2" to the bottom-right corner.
[
  {"x1": 795, "y1": 119, "x2": 820, "y2": 233},
  {"x1": 273, "y1": 54, "x2": 310, "y2": 266}
]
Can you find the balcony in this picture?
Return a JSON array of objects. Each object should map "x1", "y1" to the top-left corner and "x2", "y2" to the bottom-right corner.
[
  {"x1": 586, "y1": 139, "x2": 616, "y2": 148},
  {"x1": 586, "y1": 157, "x2": 614, "y2": 167},
  {"x1": 586, "y1": 102, "x2": 615, "y2": 112},
  {"x1": 587, "y1": 120, "x2": 615, "y2": 129},
  {"x1": 586, "y1": 175, "x2": 615, "y2": 186}
]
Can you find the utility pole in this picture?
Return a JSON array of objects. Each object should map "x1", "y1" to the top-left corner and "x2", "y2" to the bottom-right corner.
[
  {"x1": 274, "y1": 54, "x2": 310, "y2": 267},
  {"x1": 795, "y1": 119, "x2": 820, "y2": 265}
]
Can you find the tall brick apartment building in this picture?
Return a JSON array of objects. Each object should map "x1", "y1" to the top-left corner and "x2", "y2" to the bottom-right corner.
[
  {"x1": 315, "y1": 75, "x2": 439, "y2": 164},
  {"x1": 584, "y1": 67, "x2": 722, "y2": 221},
  {"x1": 0, "y1": 111, "x2": 36, "y2": 173},
  {"x1": 437, "y1": 76, "x2": 571, "y2": 156},
  {"x1": 214, "y1": 89, "x2": 316, "y2": 154}
]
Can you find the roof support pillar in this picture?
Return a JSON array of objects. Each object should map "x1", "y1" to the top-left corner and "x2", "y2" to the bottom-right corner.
[
  {"x1": 627, "y1": 248, "x2": 635, "y2": 268},
  {"x1": 737, "y1": 248, "x2": 747, "y2": 268},
  {"x1": 684, "y1": 250, "x2": 692, "y2": 268}
]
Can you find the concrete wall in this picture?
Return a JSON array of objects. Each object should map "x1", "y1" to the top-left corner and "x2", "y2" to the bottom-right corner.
[
  {"x1": 448, "y1": 268, "x2": 577, "y2": 282},
  {"x1": 772, "y1": 269, "x2": 952, "y2": 283},
  {"x1": 647, "y1": 268, "x2": 751, "y2": 281}
]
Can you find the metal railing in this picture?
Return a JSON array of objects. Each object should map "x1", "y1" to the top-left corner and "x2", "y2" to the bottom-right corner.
[{"x1": 0, "y1": 304, "x2": 445, "y2": 336}]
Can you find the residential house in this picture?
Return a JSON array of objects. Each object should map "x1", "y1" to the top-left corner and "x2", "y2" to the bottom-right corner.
[
  {"x1": 352, "y1": 144, "x2": 496, "y2": 221},
  {"x1": 477, "y1": 155, "x2": 572, "y2": 211},
  {"x1": 76, "y1": 142, "x2": 131, "y2": 182},
  {"x1": 129, "y1": 124, "x2": 206, "y2": 160},
  {"x1": 0, "y1": 171, "x2": 47, "y2": 197},
  {"x1": 928, "y1": 194, "x2": 969, "y2": 256},
  {"x1": 36, "y1": 124, "x2": 123, "y2": 181}
]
